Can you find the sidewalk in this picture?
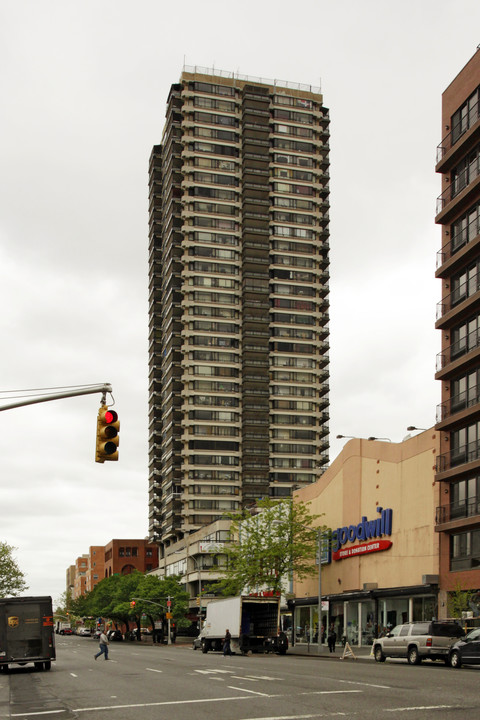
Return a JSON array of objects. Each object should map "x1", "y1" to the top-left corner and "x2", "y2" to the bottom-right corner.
[{"x1": 287, "y1": 642, "x2": 374, "y2": 661}]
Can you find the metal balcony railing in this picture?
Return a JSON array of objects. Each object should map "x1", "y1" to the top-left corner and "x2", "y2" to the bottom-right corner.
[
  {"x1": 436, "y1": 495, "x2": 480, "y2": 524},
  {"x1": 436, "y1": 326, "x2": 480, "y2": 372},
  {"x1": 436, "y1": 98, "x2": 480, "y2": 163},
  {"x1": 436, "y1": 212, "x2": 480, "y2": 269},
  {"x1": 436, "y1": 440, "x2": 480, "y2": 473},
  {"x1": 436, "y1": 276, "x2": 480, "y2": 319},
  {"x1": 436, "y1": 386, "x2": 480, "y2": 422},
  {"x1": 436, "y1": 162, "x2": 480, "y2": 215}
]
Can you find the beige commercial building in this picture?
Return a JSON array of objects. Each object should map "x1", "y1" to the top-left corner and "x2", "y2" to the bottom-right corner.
[{"x1": 293, "y1": 430, "x2": 441, "y2": 647}]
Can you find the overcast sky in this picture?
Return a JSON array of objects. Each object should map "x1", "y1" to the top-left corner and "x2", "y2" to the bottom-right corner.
[{"x1": 1, "y1": 0, "x2": 479, "y2": 603}]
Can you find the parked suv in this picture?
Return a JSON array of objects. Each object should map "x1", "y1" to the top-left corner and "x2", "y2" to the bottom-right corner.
[{"x1": 373, "y1": 621, "x2": 464, "y2": 664}]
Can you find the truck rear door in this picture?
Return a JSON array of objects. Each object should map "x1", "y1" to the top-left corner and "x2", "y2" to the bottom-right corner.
[{"x1": 5, "y1": 600, "x2": 52, "y2": 661}]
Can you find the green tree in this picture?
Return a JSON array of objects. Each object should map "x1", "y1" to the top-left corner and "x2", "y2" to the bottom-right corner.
[
  {"x1": 0, "y1": 542, "x2": 28, "y2": 597},
  {"x1": 215, "y1": 498, "x2": 325, "y2": 596},
  {"x1": 447, "y1": 581, "x2": 475, "y2": 619},
  {"x1": 134, "y1": 574, "x2": 190, "y2": 637},
  {"x1": 79, "y1": 572, "x2": 189, "y2": 640}
]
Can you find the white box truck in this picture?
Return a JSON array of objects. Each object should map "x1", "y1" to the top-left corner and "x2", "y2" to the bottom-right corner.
[{"x1": 199, "y1": 595, "x2": 288, "y2": 655}]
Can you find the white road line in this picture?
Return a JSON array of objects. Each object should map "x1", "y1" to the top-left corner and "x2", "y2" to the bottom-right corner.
[
  {"x1": 385, "y1": 706, "x2": 454, "y2": 713},
  {"x1": 228, "y1": 686, "x2": 270, "y2": 696},
  {"x1": 231, "y1": 676, "x2": 259, "y2": 681},
  {"x1": 337, "y1": 678, "x2": 391, "y2": 690},
  {"x1": 146, "y1": 667, "x2": 163, "y2": 673},
  {"x1": 300, "y1": 691, "x2": 361, "y2": 696},
  {"x1": 11, "y1": 712, "x2": 66, "y2": 718},
  {"x1": 237, "y1": 715, "x2": 347, "y2": 720},
  {"x1": 69, "y1": 673, "x2": 78, "y2": 678},
  {"x1": 72, "y1": 696, "x2": 253, "y2": 712}
]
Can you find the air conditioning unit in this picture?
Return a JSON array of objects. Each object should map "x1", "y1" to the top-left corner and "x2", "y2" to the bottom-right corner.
[{"x1": 461, "y1": 611, "x2": 473, "y2": 619}]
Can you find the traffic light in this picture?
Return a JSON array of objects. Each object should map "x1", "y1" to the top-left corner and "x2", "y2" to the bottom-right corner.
[
  {"x1": 130, "y1": 601, "x2": 136, "y2": 609},
  {"x1": 95, "y1": 405, "x2": 120, "y2": 463}
]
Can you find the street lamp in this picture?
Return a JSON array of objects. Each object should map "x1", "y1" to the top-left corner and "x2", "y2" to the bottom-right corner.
[
  {"x1": 367, "y1": 436, "x2": 391, "y2": 442},
  {"x1": 407, "y1": 426, "x2": 427, "y2": 432},
  {"x1": 336, "y1": 434, "x2": 356, "y2": 439}
]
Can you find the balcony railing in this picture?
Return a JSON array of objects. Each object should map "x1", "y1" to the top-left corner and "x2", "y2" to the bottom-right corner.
[
  {"x1": 436, "y1": 495, "x2": 480, "y2": 524},
  {"x1": 436, "y1": 326, "x2": 480, "y2": 372},
  {"x1": 436, "y1": 276, "x2": 480, "y2": 319},
  {"x1": 436, "y1": 212, "x2": 480, "y2": 269},
  {"x1": 436, "y1": 163, "x2": 480, "y2": 215},
  {"x1": 436, "y1": 440, "x2": 480, "y2": 473},
  {"x1": 436, "y1": 386, "x2": 480, "y2": 422},
  {"x1": 436, "y1": 97, "x2": 480, "y2": 163}
]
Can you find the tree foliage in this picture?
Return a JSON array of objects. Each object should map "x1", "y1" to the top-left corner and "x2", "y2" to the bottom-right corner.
[
  {"x1": 0, "y1": 542, "x2": 28, "y2": 597},
  {"x1": 77, "y1": 572, "x2": 189, "y2": 636},
  {"x1": 447, "y1": 581, "x2": 476, "y2": 619},
  {"x1": 215, "y1": 498, "x2": 325, "y2": 596}
]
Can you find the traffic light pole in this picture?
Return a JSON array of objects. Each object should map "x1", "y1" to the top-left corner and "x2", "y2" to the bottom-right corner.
[
  {"x1": 131, "y1": 597, "x2": 172, "y2": 645},
  {"x1": 0, "y1": 383, "x2": 113, "y2": 412}
]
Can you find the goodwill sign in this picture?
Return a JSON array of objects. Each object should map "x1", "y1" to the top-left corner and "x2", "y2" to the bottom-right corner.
[{"x1": 331, "y1": 506, "x2": 393, "y2": 562}]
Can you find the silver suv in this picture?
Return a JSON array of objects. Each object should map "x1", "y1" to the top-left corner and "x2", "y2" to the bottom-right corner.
[{"x1": 373, "y1": 621, "x2": 464, "y2": 664}]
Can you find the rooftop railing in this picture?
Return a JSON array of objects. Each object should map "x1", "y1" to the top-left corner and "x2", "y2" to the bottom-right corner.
[{"x1": 182, "y1": 65, "x2": 322, "y2": 96}]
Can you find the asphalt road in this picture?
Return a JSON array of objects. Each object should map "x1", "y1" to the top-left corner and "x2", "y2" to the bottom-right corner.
[{"x1": 0, "y1": 635, "x2": 479, "y2": 720}]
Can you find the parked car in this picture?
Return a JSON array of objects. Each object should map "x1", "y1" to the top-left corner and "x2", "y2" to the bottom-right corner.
[
  {"x1": 107, "y1": 630, "x2": 123, "y2": 641},
  {"x1": 449, "y1": 628, "x2": 480, "y2": 668},
  {"x1": 77, "y1": 627, "x2": 92, "y2": 637},
  {"x1": 192, "y1": 632, "x2": 204, "y2": 650},
  {"x1": 59, "y1": 628, "x2": 73, "y2": 636},
  {"x1": 373, "y1": 621, "x2": 465, "y2": 664}
]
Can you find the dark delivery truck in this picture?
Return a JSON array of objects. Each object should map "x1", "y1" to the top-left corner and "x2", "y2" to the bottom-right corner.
[{"x1": 0, "y1": 596, "x2": 55, "y2": 671}]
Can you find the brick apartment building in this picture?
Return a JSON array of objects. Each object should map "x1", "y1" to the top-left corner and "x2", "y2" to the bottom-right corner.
[
  {"x1": 67, "y1": 540, "x2": 158, "y2": 598},
  {"x1": 435, "y1": 46, "x2": 480, "y2": 614}
]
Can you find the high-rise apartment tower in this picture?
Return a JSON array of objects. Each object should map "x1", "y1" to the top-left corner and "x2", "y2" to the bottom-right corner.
[
  {"x1": 435, "y1": 48, "x2": 480, "y2": 602},
  {"x1": 148, "y1": 68, "x2": 330, "y2": 545}
]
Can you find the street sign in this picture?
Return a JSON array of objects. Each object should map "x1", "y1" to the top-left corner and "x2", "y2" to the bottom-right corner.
[{"x1": 166, "y1": 612, "x2": 172, "y2": 619}]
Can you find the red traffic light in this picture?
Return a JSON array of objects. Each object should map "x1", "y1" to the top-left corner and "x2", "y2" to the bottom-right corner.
[
  {"x1": 95, "y1": 405, "x2": 120, "y2": 463},
  {"x1": 105, "y1": 410, "x2": 118, "y2": 424}
]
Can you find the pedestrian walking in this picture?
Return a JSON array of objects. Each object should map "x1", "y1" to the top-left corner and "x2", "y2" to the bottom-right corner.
[
  {"x1": 223, "y1": 628, "x2": 232, "y2": 656},
  {"x1": 327, "y1": 624, "x2": 336, "y2": 653},
  {"x1": 94, "y1": 630, "x2": 110, "y2": 661}
]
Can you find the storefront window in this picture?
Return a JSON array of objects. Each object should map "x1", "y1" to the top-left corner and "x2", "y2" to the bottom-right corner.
[
  {"x1": 297, "y1": 606, "x2": 312, "y2": 643},
  {"x1": 361, "y1": 602, "x2": 376, "y2": 645},
  {"x1": 329, "y1": 602, "x2": 344, "y2": 645},
  {"x1": 412, "y1": 595, "x2": 437, "y2": 621},
  {"x1": 378, "y1": 598, "x2": 409, "y2": 634}
]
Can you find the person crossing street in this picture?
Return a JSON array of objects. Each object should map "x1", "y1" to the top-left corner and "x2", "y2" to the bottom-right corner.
[{"x1": 94, "y1": 630, "x2": 109, "y2": 661}]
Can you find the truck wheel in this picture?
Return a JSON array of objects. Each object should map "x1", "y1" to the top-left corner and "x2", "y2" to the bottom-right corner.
[
  {"x1": 34, "y1": 662, "x2": 43, "y2": 671},
  {"x1": 374, "y1": 645, "x2": 386, "y2": 662},
  {"x1": 201, "y1": 639, "x2": 208, "y2": 654},
  {"x1": 407, "y1": 646, "x2": 421, "y2": 665},
  {"x1": 44, "y1": 661, "x2": 51, "y2": 671}
]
